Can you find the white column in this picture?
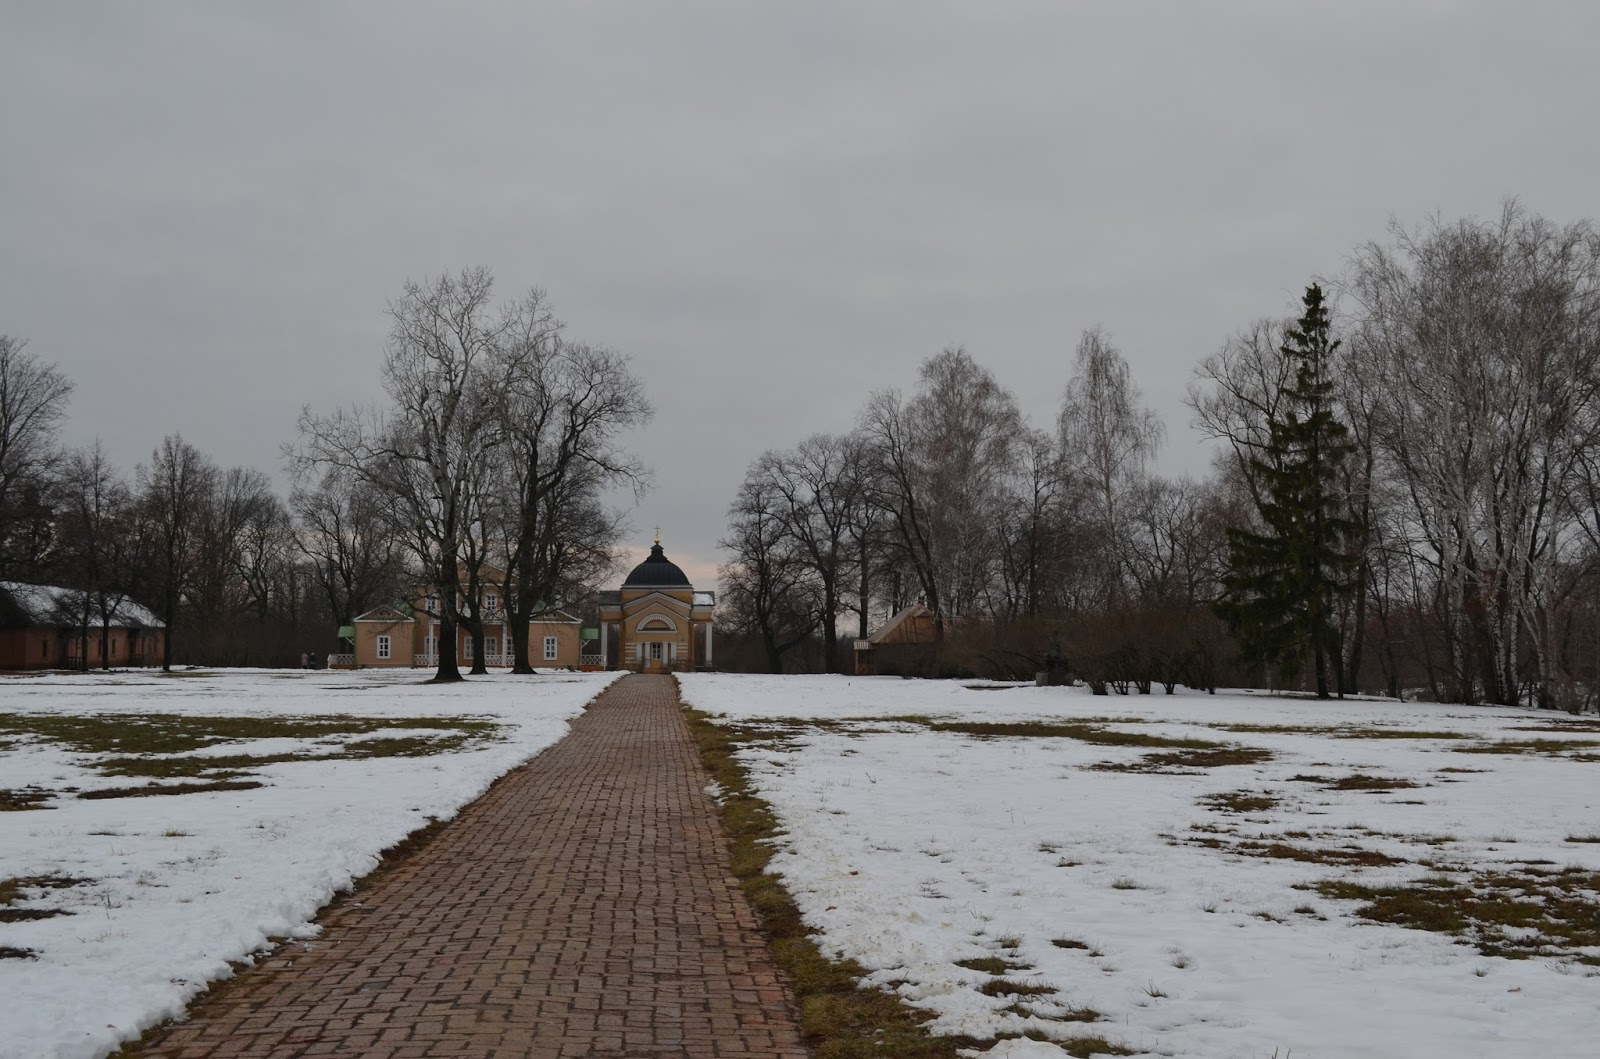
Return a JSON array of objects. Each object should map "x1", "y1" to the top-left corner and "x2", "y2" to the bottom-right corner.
[
  {"x1": 600, "y1": 621, "x2": 609, "y2": 668},
  {"x1": 706, "y1": 622, "x2": 714, "y2": 668}
]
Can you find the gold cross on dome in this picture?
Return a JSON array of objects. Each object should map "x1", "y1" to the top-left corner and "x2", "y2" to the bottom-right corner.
[{"x1": 654, "y1": 525, "x2": 661, "y2": 545}]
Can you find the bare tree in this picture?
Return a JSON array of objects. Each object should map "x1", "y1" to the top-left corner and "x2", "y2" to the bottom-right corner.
[
  {"x1": 488, "y1": 317, "x2": 651, "y2": 674},
  {"x1": 718, "y1": 477, "x2": 820, "y2": 672},
  {"x1": 753, "y1": 433, "x2": 867, "y2": 672},
  {"x1": 1346, "y1": 202, "x2": 1600, "y2": 706},
  {"x1": 137, "y1": 435, "x2": 216, "y2": 672},
  {"x1": 860, "y1": 347, "x2": 1023, "y2": 635},
  {"x1": 292, "y1": 268, "x2": 505, "y2": 682},
  {"x1": 290, "y1": 468, "x2": 407, "y2": 629},
  {"x1": 0, "y1": 335, "x2": 74, "y2": 579},
  {"x1": 1058, "y1": 327, "x2": 1164, "y2": 607}
]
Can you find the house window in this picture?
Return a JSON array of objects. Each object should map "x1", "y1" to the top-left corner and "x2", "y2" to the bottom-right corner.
[
  {"x1": 649, "y1": 642, "x2": 663, "y2": 661},
  {"x1": 544, "y1": 636, "x2": 558, "y2": 661},
  {"x1": 463, "y1": 638, "x2": 474, "y2": 660},
  {"x1": 424, "y1": 635, "x2": 434, "y2": 656},
  {"x1": 427, "y1": 595, "x2": 439, "y2": 614},
  {"x1": 485, "y1": 637, "x2": 497, "y2": 661},
  {"x1": 484, "y1": 594, "x2": 498, "y2": 614},
  {"x1": 376, "y1": 635, "x2": 391, "y2": 660}
]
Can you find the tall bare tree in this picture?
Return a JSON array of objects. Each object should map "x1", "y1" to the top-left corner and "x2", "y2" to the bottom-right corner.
[
  {"x1": 290, "y1": 468, "x2": 407, "y2": 629},
  {"x1": 1058, "y1": 327, "x2": 1164, "y2": 607},
  {"x1": 137, "y1": 435, "x2": 215, "y2": 672},
  {"x1": 293, "y1": 268, "x2": 505, "y2": 682},
  {"x1": 753, "y1": 433, "x2": 867, "y2": 672},
  {"x1": 488, "y1": 318, "x2": 651, "y2": 673},
  {"x1": 0, "y1": 335, "x2": 74, "y2": 578},
  {"x1": 860, "y1": 347, "x2": 1023, "y2": 635}
]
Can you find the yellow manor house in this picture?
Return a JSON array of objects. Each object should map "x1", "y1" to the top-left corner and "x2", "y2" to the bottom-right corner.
[{"x1": 346, "y1": 539, "x2": 713, "y2": 672}]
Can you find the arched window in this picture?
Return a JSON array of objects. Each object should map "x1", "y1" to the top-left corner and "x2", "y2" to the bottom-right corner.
[{"x1": 637, "y1": 614, "x2": 677, "y2": 632}]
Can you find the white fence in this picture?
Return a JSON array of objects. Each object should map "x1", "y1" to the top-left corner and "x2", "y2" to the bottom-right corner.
[{"x1": 412, "y1": 653, "x2": 517, "y2": 668}]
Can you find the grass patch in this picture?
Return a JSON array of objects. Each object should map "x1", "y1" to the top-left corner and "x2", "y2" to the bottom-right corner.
[
  {"x1": 79, "y1": 780, "x2": 264, "y2": 799},
  {"x1": 1456, "y1": 739, "x2": 1600, "y2": 757},
  {"x1": 977, "y1": 978, "x2": 1058, "y2": 998},
  {"x1": 0, "y1": 946, "x2": 37, "y2": 959},
  {"x1": 1056, "y1": 1038, "x2": 1134, "y2": 1057},
  {"x1": 1315, "y1": 867, "x2": 1600, "y2": 963},
  {"x1": 0, "y1": 713, "x2": 500, "y2": 780},
  {"x1": 918, "y1": 720, "x2": 1219, "y2": 750},
  {"x1": 1224, "y1": 841, "x2": 1405, "y2": 867},
  {"x1": 1291, "y1": 773, "x2": 1420, "y2": 791},
  {"x1": 1198, "y1": 789, "x2": 1278, "y2": 813},
  {"x1": 1095, "y1": 747, "x2": 1272, "y2": 772},
  {"x1": 1567, "y1": 835, "x2": 1600, "y2": 844},
  {"x1": 1051, "y1": 938, "x2": 1090, "y2": 950},
  {"x1": 0, "y1": 787, "x2": 54, "y2": 811},
  {"x1": 686, "y1": 701, "x2": 980, "y2": 1058},
  {"x1": 956, "y1": 956, "x2": 1014, "y2": 975},
  {"x1": 0, "y1": 874, "x2": 86, "y2": 921},
  {"x1": 1214, "y1": 724, "x2": 1470, "y2": 740}
]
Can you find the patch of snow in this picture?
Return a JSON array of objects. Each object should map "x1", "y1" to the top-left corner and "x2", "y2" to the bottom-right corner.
[
  {"x1": 0, "y1": 667, "x2": 620, "y2": 1059},
  {"x1": 680, "y1": 673, "x2": 1600, "y2": 1059}
]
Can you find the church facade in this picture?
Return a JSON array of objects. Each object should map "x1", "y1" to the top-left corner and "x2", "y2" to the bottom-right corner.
[{"x1": 597, "y1": 538, "x2": 715, "y2": 672}]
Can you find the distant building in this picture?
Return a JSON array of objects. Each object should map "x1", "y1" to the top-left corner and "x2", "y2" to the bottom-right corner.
[
  {"x1": 0, "y1": 581, "x2": 166, "y2": 671},
  {"x1": 852, "y1": 603, "x2": 937, "y2": 675},
  {"x1": 596, "y1": 537, "x2": 715, "y2": 672},
  {"x1": 347, "y1": 567, "x2": 586, "y2": 669}
]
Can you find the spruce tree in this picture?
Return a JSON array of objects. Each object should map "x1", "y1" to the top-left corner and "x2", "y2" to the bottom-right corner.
[{"x1": 1216, "y1": 283, "x2": 1357, "y2": 698}]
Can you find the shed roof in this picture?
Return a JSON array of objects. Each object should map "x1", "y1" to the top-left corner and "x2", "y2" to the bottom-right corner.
[{"x1": 0, "y1": 582, "x2": 164, "y2": 630}]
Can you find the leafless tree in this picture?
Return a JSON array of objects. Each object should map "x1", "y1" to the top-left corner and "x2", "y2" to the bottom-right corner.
[
  {"x1": 57, "y1": 441, "x2": 145, "y2": 669},
  {"x1": 1058, "y1": 327, "x2": 1164, "y2": 607},
  {"x1": 860, "y1": 347, "x2": 1023, "y2": 634},
  {"x1": 292, "y1": 268, "x2": 505, "y2": 682},
  {"x1": 0, "y1": 335, "x2": 74, "y2": 578},
  {"x1": 137, "y1": 434, "x2": 216, "y2": 671},
  {"x1": 487, "y1": 314, "x2": 651, "y2": 673},
  {"x1": 718, "y1": 477, "x2": 821, "y2": 673},
  {"x1": 751, "y1": 433, "x2": 868, "y2": 672},
  {"x1": 1346, "y1": 202, "x2": 1600, "y2": 707},
  {"x1": 290, "y1": 468, "x2": 407, "y2": 629}
]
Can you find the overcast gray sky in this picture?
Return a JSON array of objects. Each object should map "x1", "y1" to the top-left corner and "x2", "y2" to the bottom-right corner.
[{"x1": 4, "y1": 1, "x2": 1597, "y2": 588}]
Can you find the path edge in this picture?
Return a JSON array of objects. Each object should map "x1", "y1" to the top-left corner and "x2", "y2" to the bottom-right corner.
[{"x1": 676, "y1": 678, "x2": 977, "y2": 1059}]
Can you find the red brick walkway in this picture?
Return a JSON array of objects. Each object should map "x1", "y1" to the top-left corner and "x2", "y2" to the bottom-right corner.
[{"x1": 137, "y1": 674, "x2": 809, "y2": 1058}]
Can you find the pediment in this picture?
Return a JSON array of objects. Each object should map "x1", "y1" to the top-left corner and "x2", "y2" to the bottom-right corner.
[{"x1": 621, "y1": 591, "x2": 692, "y2": 615}]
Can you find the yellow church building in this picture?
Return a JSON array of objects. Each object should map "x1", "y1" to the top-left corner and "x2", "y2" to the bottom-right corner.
[{"x1": 597, "y1": 537, "x2": 715, "y2": 671}]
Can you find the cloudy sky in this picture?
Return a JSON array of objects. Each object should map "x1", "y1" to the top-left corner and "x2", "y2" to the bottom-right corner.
[{"x1": 4, "y1": 2, "x2": 1597, "y2": 587}]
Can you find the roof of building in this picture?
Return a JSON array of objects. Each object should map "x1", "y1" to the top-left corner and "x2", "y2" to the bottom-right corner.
[
  {"x1": 621, "y1": 541, "x2": 692, "y2": 589},
  {"x1": 864, "y1": 603, "x2": 935, "y2": 646},
  {"x1": 351, "y1": 603, "x2": 416, "y2": 624},
  {"x1": 0, "y1": 582, "x2": 165, "y2": 630}
]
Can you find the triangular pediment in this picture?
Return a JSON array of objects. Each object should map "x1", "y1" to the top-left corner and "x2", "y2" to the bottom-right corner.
[{"x1": 621, "y1": 591, "x2": 692, "y2": 614}]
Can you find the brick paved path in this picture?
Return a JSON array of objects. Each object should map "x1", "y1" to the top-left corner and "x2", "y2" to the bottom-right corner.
[{"x1": 138, "y1": 674, "x2": 809, "y2": 1059}]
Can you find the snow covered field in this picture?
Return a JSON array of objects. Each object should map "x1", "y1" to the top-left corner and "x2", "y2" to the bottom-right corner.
[
  {"x1": 0, "y1": 667, "x2": 618, "y2": 1059},
  {"x1": 679, "y1": 674, "x2": 1600, "y2": 1059}
]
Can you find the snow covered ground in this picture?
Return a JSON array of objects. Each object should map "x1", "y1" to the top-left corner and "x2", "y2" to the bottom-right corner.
[
  {"x1": 0, "y1": 667, "x2": 618, "y2": 1059},
  {"x1": 679, "y1": 674, "x2": 1600, "y2": 1059}
]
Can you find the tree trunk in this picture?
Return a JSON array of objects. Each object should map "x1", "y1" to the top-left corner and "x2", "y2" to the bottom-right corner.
[
  {"x1": 509, "y1": 610, "x2": 534, "y2": 674},
  {"x1": 821, "y1": 584, "x2": 838, "y2": 674},
  {"x1": 162, "y1": 586, "x2": 177, "y2": 672},
  {"x1": 432, "y1": 563, "x2": 464, "y2": 682}
]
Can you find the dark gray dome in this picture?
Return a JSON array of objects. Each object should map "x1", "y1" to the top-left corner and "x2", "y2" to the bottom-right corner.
[{"x1": 622, "y1": 541, "x2": 691, "y2": 588}]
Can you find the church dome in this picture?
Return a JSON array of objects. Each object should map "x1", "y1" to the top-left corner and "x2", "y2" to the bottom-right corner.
[{"x1": 622, "y1": 540, "x2": 692, "y2": 588}]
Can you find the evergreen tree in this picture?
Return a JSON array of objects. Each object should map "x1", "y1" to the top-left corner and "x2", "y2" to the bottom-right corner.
[{"x1": 1217, "y1": 283, "x2": 1357, "y2": 698}]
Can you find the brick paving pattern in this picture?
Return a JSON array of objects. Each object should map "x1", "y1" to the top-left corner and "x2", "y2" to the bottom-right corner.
[{"x1": 138, "y1": 674, "x2": 809, "y2": 1058}]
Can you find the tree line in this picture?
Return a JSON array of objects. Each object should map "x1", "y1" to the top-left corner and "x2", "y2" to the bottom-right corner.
[
  {"x1": 720, "y1": 203, "x2": 1600, "y2": 711},
  {"x1": 0, "y1": 267, "x2": 650, "y2": 678}
]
